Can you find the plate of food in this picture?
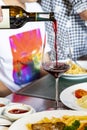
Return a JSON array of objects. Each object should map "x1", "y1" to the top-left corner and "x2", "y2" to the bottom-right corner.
[
  {"x1": 62, "y1": 60, "x2": 87, "y2": 79},
  {"x1": 9, "y1": 110, "x2": 87, "y2": 130},
  {"x1": 60, "y1": 82, "x2": 87, "y2": 110}
]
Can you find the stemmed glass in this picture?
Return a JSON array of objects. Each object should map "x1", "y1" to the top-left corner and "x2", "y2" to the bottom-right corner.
[{"x1": 41, "y1": 21, "x2": 70, "y2": 109}]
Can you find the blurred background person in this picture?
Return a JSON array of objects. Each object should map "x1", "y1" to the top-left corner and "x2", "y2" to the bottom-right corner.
[{"x1": 41, "y1": 0, "x2": 87, "y2": 60}]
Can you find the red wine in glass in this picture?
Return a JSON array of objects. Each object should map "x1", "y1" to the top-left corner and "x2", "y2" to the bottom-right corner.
[
  {"x1": 42, "y1": 18, "x2": 70, "y2": 109},
  {"x1": 42, "y1": 62, "x2": 69, "y2": 78},
  {"x1": 53, "y1": 20, "x2": 70, "y2": 108}
]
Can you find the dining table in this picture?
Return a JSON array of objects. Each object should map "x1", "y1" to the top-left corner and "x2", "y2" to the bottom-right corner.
[
  {"x1": 6, "y1": 75, "x2": 68, "y2": 112},
  {"x1": 6, "y1": 72, "x2": 87, "y2": 112},
  {"x1": 6, "y1": 55, "x2": 87, "y2": 112}
]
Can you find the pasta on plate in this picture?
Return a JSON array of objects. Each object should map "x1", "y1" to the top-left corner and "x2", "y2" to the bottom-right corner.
[{"x1": 65, "y1": 62, "x2": 87, "y2": 75}]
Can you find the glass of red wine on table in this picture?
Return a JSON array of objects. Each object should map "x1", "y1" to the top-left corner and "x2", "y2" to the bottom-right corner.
[{"x1": 41, "y1": 20, "x2": 70, "y2": 109}]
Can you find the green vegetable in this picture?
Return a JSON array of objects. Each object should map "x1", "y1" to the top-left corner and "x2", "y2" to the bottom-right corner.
[
  {"x1": 64, "y1": 120, "x2": 80, "y2": 130},
  {"x1": 72, "y1": 120, "x2": 80, "y2": 129},
  {"x1": 84, "y1": 126, "x2": 87, "y2": 130}
]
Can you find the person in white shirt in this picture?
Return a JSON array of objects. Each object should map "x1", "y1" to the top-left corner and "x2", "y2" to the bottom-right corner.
[{"x1": 0, "y1": 0, "x2": 46, "y2": 97}]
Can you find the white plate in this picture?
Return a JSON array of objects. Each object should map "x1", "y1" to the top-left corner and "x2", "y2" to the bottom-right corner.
[
  {"x1": 8, "y1": 110, "x2": 87, "y2": 130},
  {"x1": 62, "y1": 60, "x2": 87, "y2": 80},
  {"x1": 0, "y1": 126, "x2": 8, "y2": 130},
  {"x1": 60, "y1": 82, "x2": 87, "y2": 110}
]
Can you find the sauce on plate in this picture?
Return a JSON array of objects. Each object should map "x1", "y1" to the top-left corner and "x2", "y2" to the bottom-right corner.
[{"x1": 8, "y1": 109, "x2": 29, "y2": 114}]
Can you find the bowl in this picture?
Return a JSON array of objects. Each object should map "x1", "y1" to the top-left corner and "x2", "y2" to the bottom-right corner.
[
  {"x1": 0, "y1": 98, "x2": 10, "y2": 114},
  {"x1": 3, "y1": 103, "x2": 35, "y2": 121}
]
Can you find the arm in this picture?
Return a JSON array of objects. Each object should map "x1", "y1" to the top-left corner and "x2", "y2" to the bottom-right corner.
[
  {"x1": 68, "y1": 0, "x2": 87, "y2": 20},
  {"x1": 79, "y1": 10, "x2": 87, "y2": 21}
]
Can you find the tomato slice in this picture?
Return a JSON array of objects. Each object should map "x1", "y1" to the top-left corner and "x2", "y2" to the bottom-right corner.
[{"x1": 75, "y1": 89, "x2": 87, "y2": 98}]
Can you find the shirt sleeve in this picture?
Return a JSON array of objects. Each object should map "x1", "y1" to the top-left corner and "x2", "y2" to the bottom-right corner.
[{"x1": 68, "y1": 0, "x2": 87, "y2": 14}]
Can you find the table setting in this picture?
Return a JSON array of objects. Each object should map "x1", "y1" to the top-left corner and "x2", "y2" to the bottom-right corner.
[
  {"x1": 1, "y1": 29, "x2": 86, "y2": 129},
  {"x1": 0, "y1": 3, "x2": 86, "y2": 130},
  {"x1": 0, "y1": 58, "x2": 87, "y2": 130},
  {"x1": 0, "y1": 41, "x2": 84, "y2": 130},
  {"x1": 0, "y1": 97, "x2": 36, "y2": 130},
  {"x1": 5, "y1": 27, "x2": 87, "y2": 129},
  {"x1": 8, "y1": 110, "x2": 87, "y2": 130},
  {"x1": 6, "y1": 57, "x2": 87, "y2": 130},
  {"x1": 1, "y1": 20, "x2": 87, "y2": 130},
  {"x1": 5, "y1": 61, "x2": 87, "y2": 130}
]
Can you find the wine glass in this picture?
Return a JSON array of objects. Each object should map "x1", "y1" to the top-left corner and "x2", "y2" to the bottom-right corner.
[{"x1": 41, "y1": 21, "x2": 70, "y2": 109}]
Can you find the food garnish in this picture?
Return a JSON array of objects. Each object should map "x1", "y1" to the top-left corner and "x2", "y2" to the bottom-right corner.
[
  {"x1": 64, "y1": 120, "x2": 80, "y2": 130},
  {"x1": 74, "y1": 89, "x2": 87, "y2": 98},
  {"x1": 74, "y1": 89, "x2": 87, "y2": 109}
]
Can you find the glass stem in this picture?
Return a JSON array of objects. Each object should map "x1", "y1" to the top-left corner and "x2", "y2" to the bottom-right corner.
[{"x1": 55, "y1": 77, "x2": 59, "y2": 108}]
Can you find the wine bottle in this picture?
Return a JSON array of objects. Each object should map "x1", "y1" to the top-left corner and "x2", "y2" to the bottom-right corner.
[{"x1": 0, "y1": 6, "x2": 54, "y2": 29}]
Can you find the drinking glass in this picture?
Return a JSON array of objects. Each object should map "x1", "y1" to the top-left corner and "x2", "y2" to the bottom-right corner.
[{"x1": 41, "y1": 21, "x2": 70, "y2": 109}]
